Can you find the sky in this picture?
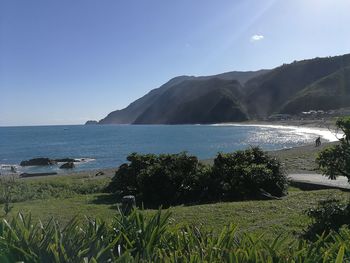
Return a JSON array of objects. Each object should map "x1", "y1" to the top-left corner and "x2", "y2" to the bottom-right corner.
[{"x1": 1, "y1": 0, "x2": 350, "y2": 126}]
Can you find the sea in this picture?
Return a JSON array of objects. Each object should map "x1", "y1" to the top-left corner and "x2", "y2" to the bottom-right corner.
[{"x1": 0, "y1": 124, "x2": 338, "y2": 175}]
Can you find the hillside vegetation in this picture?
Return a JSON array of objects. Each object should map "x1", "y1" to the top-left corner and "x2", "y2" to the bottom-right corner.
[{"x1": 97, "y1": 53, "x2": 350, "y2": 124}]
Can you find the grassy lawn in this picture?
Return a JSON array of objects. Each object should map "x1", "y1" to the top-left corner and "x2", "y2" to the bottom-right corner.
[
  {"x1": 4, "y1": 183, "x2": 350, "y2": 241},
  {"x1": 2, "y1": 161, "x2": 350, "y2": 242}
]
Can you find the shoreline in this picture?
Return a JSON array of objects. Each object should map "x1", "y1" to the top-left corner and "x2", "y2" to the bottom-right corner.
[
  {"x1": 1, "y1": 120, "x2": 339, "y2": 179},
  {"x1": 211, "y1": 122, "x2": 339, "y2": 142},
  {"x1": 12, "y1": 140, "x2": 332, "y2": 179}
]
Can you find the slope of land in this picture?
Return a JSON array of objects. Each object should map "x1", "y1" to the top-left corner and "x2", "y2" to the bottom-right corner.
[
  {"x1": 99, "y1": 70, "x2": 268, "y2": 124},
  {"x1": 4, "y1": 173, "x2": 349, "y2": 242},
  {"x1": 98, "y1": 53, "x2": 350, "y2": 124}
]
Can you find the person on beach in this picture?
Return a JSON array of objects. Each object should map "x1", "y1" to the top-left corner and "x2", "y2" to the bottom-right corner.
[{"x1": 315, "y1": 137, "x2": 321, "y2": 147}]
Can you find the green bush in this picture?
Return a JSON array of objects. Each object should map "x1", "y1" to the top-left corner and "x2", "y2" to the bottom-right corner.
[
  {"x1": 108, "y1": 152, "x2": 209, "y2": 207},
  {"x1": 1, "y1": 210, "x2": 350, "y2": 262},
  {"x1": 210, "y1": 147, "x2": 288, "y2": 200},
  {"x1": 304, "y1": 198, "x2": 350, "y2": 239},
  {"x1": 317, "y1": 116, "x2": 350, "y2": 179},
  {"x1": 108, "y1": 148, "x2": 288, "y2": 207}
]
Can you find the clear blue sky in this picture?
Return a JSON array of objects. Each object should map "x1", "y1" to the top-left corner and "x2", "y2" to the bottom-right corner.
[{"x1": 1, "y1": 0, "x2": 350, "y2": 126}]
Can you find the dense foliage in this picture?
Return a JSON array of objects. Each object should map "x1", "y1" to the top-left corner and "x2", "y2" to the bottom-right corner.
[
  {"x1": 305, "y1": 198, "x2": 350, "y2": 240},
  {"x1": 209, "y1": 147, "x2": 287, "y2": 200},
  {"x1": 1, "y1": 210, "x2": 350, "y2": 262},
  {"x1": 108, "y1": 152, "x2": 209, "y2": 207},
  {"x1": 317, "y1": 116, "x2": 350, "y2": 179},
  {"x1": 109, "y1": 148, "x2": 287, "y2": 207}
]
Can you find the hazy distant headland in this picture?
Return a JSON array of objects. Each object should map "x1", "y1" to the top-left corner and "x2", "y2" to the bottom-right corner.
[{"x1": 88, "y1": 53, "x2": 350, "y2": 125}]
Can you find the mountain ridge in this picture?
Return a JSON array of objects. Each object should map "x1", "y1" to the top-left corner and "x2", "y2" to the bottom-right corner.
[{"x1": 95, "y1": 53, "x2": 350, "y2": 125}]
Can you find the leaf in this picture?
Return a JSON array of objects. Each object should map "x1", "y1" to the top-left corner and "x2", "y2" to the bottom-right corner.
[{"x1": 335, "y1": 245, "x2": 345, "y2": 263}]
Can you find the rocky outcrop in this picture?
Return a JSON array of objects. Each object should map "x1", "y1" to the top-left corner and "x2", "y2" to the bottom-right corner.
[
  {"x1": 85, "y1": 120, "x2": 98, "y2": 125},
  {"x1": 59, "y1": 162, "x2": 75, "y2": 169},
  {"x1": 20, "y1": 158, "x2": 57, "y2": 166},
  {"x1": 55, "y1": 158, "x2": 79, "y2": 163}
]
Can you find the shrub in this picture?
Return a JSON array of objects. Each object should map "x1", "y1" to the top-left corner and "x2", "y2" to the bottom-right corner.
[
  {"x1": 210, "y1": 147, "x2": 288, "y2": 200},
  {"x1": 109, "y1": 148, "x2": 288, "y2": 207},
  {"x1": 304, "y1": 198, "x2": 350, "y2": 239},
  {"x1": 317, "y1": 116, "x2": 350, "y2": 179},
  {"x1": 108, "y1": 152, "x2": 210, "y2": 207}
]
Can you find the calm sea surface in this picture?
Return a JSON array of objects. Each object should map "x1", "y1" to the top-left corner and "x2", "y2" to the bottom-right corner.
[{"x1": 0, "y1": 124, "x2": 334, "y2": 174}]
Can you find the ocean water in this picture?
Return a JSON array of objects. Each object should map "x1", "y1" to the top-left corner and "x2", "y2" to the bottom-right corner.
[{"x1": 0, "y1": 124, "x2": 337, "y2": 175}]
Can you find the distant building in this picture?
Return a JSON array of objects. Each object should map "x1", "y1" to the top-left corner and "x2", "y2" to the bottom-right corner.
[{"x1": 268, "y1": 114, "x2": 292, "y2": 121}]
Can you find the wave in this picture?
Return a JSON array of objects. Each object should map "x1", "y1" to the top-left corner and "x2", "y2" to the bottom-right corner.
[{"x1": 210, "y1": 123, "x2": 341, "y2": 142}]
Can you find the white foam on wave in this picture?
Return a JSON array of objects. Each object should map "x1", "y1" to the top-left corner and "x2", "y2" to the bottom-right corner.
[
  {"x1": 74, "y1": 158, "x2": 95, "y2": 163},
  {"x1": 0, "y1": 164, "x2": 21, "y2": 175},
  {"x1": 0, "y1": 164, "x2": 20, "y2": 170},
  {"x1": 210, "y1": 123, "x2": 342, "y2": 142}
]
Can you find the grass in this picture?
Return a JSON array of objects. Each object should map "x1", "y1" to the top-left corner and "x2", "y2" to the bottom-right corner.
[
  {"x1": 1, "y1": 163, "x2": 350, "y2": 243},
  {"x1": 4, "y1": 182, "x2": 350, "y2": 242},
  {"x1": 1, "y1": 173, "x2": 111, "y2": 203}
]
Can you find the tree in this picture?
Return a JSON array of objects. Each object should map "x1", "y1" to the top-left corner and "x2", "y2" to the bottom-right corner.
[{"x1": 316, "y1": 116, "x2": 350, "y2": 180}]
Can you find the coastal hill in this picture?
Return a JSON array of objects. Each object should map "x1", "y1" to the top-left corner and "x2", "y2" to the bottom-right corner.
[
  {"x1": 244, "y1": 54, "x2": 350, "y2": 118},
  {"x1": 98, "y1": 70, "x2": 267, "y2": 124},
  {"x1": 97, "y1": 54, "x2": 350, "y2": 124}
]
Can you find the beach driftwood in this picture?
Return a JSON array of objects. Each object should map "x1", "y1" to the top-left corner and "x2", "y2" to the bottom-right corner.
[{"x1": 121, "y1": 195, "x2": 136, "y2": 215}]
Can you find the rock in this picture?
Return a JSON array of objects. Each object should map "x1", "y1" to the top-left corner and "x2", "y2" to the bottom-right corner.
[
  {"x1": 85, "y1": 120, "x2": 98, "y2": 125},
  {"x1": 55, "y1": 158, "x2": 79, "y2": 163},
  {"x1": 20, "y1": 158, "x2": 57, "y2": 166},
  {"x1": 59, "y1": 162, "x2": 75, "y2": 169}
]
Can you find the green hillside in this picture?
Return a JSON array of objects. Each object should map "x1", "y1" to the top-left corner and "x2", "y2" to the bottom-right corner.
[
  {"x1": 134, "y1": 78, "x2": 248, "y2": 124},
  {"x1": 244, "y1": 54, "x2": 350, "y2": 117},
  {"x1": 280, "y1": 66, "x2": 350, "y2": 114},
  {"x1": 97, "y1": 53, "x2": 350, "y2": 124}
]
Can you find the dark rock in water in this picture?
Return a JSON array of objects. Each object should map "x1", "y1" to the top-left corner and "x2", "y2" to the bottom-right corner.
[
  {"x1": 85, "y1": 120, "x2": 98, "y2": 125},
  {"x1": 55, "y1": 158, "x2": 79, "y2": 163},
  {"x1": 59, "y1": 162, "x2": 75, "y2": 169},
  {"x1": 20, "y1": 158, "x2": 57, "y2": 166}
]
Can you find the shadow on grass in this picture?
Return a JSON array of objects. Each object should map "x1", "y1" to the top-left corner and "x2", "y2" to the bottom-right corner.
[
  {"x1": 90, "y1": 193, "x2": 120, "y2": 209},
  {"x1": 290, "y1": 181, "x2": 350, "y2": 192}
]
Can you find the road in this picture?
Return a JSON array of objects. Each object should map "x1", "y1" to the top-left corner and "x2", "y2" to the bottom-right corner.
[{"x1": 289, "y1": 173, "x2": 350, "y2": 190}]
